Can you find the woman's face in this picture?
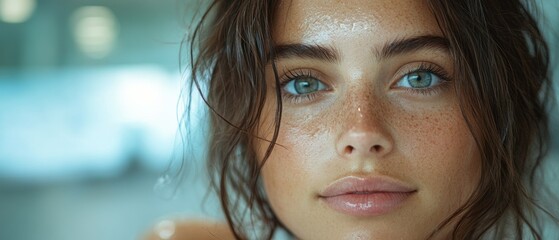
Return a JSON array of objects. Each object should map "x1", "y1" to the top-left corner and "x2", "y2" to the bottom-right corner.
[{"x1": 256, "y1": 0, "x2": 481, "y2": 239}]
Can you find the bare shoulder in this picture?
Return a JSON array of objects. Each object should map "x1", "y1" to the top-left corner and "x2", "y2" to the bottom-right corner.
[{"x1": 145, "y1": 219, "x2": 235, "y2": 240}]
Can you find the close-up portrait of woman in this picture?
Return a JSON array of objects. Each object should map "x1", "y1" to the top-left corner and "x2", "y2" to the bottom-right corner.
[
  {"x1": 161, "y1": 0, "x2": 559, "y2": 239},
  {"x1": 1, "y1": 0, "x2": 557, "y2": 239}
]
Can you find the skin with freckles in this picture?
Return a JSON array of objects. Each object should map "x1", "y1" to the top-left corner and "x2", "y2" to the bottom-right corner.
[{"x1": 255, "y1": 0, "x2": 482, "y2": 239}]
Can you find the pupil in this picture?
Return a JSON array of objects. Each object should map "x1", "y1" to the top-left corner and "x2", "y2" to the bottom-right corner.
[
  {"x1": 295, "y1": 78, "x2": 318, "y2": 94},
  {"x1": 409, "y1": 72, "x2": 432, "y2": 88}
]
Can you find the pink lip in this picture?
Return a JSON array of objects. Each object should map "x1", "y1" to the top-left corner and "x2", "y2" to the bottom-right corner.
[{"x1": 319, "y1": 176, "x2": 416, "y2": 216}]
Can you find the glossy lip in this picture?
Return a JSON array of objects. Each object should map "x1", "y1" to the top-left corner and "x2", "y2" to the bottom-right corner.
[{"x1": 319, "y1": 176, "x2": 417, "y2": 216}]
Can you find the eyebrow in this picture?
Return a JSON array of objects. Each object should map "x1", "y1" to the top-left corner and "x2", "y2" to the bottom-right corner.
[
  {"x1": 272, "y1": 35, "x2": 449, "y2": 62},
  {"x1": 377, "y1": 35, "x2": 450, "y2": 59},
  {"x1": 272, "y1": 43, "x2": 340, "y2": 63}
]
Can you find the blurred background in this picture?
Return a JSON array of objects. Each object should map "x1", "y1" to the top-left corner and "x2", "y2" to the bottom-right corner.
[
  {"x1": 0, "y1": 0, "x2": 224, "y2": 240},
  {"x1": 0, "y1": 0, "x2": 558, "y2": 240}
]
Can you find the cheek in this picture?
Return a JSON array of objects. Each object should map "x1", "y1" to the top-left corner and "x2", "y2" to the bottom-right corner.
[
  {"x1": 257, "y1": 95, "x2": 334, "y2": 175},
  {"x1": 258, "y1": 109, "x2": 334, "y2": 222},
  {"x1": 399, "y1": 106, "x2": 476, "y2": 169},
  {"x1": 396, "y1": 105, "x2": 481, "y2": 214},
  {"x1": 260, "y1": 126, "x2": 316, "y2": 182}
]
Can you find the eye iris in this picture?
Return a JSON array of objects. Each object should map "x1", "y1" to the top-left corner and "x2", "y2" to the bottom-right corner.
[
  {"x1": 294, "y1": 78, "x2": 319, "y2": 94},
  {"x1": 407, "y1": 72, "x2": 432, "y2": 88}
]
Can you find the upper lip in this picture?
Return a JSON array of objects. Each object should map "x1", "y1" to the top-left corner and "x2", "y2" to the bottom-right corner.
[{"x1": 319, "y1": 175, "x2": 417, "y2": 197}]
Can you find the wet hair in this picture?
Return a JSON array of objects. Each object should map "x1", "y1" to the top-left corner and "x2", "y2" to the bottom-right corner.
[{"x1": 184, "y1": 0, "x2": 557, "y2": 239}]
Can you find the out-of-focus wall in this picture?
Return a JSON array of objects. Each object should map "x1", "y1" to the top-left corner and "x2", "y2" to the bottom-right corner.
[
  {"x1": 0, "y1": 1, "x2": 223, "y2": 240},
  {"x1": 0, "y1": 0, "x2": 189, "y2": 178}
]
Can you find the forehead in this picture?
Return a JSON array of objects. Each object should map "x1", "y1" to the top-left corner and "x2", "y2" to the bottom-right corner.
[{"x1": 273, "y1": 0, "x2": 441, "y2": 44}]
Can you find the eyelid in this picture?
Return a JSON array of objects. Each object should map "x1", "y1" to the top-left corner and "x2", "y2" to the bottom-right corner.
[
  {"x1": 279, "y1": 68, "x2": 330, "y2": 85},
  {"x1": 279, "y1": 69, "x2": 312, "y2": 85}
]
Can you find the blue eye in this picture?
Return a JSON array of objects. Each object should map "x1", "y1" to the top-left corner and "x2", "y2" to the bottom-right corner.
[
  {"x1": 283, "y1": 77, "x2": 327, "y2": 95},
  {"x1": 396, "y1": 71, "x2": 442, "y2": 89}
]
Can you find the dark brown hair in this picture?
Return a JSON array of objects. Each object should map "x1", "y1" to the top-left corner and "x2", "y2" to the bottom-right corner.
[{"x1": 184, "y1": 0, "x2": 557, "y2": 239}]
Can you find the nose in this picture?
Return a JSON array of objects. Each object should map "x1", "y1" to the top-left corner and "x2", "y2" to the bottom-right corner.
[{"x1": 336, "y1": 107, "x2": 393, "y2": 159}]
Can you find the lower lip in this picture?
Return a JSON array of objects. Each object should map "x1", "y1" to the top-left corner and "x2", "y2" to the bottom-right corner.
[{"x1": 320, "y1": 191, "x2": 415, "y2": 216}]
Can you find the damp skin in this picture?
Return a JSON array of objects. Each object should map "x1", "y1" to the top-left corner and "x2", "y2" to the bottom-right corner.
[{"x1": 256, "y1": 0, "x2": 481, "y2": 239}]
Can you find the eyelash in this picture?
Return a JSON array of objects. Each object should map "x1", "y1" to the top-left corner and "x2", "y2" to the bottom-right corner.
[{"x1": 278, "y1": 63, "x2": 452, "y2": 104}]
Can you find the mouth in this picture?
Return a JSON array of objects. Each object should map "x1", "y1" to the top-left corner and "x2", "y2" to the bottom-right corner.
[{"x1": 319, "y1": 176, "x2": 417, "y2": 217}]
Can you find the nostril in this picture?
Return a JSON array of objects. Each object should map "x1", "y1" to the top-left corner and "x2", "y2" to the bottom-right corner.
[
  {"x1": 370, "y1": 145, "x2": 383, "y2": 152},
  {"x1": 337, "y1": 132, "x2": 392, "y2": 158},
  {"x1": 344, "y1": 145, "x2": 355, "y2": 154}
]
